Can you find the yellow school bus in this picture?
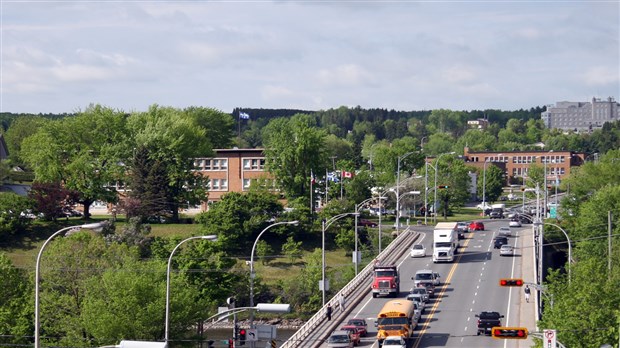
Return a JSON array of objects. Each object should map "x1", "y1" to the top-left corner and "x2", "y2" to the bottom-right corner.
[{"x1": 376, "y1": 299, "x2": 416, "y2": 345}]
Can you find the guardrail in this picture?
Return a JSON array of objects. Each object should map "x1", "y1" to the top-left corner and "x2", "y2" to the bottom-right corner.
[{"x1": 280, "y1": 228, "x2": 420, "y2": 348}]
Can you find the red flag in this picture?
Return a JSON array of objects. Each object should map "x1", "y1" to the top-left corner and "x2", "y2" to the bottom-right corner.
[
  {"x1": 341, "y1": 170, "x2": 354, "y2": 178},
  {"x1": 310, "y1": 170, "x2": 316, "y2": 184}
]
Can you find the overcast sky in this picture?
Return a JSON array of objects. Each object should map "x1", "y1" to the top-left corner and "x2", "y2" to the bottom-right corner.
[{"x1": 1, "y1": 1, "x2": 618, "y2": 115}]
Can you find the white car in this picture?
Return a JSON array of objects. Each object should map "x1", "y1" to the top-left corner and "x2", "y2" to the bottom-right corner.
[
  {"x1": 498, "y1": 226, "x2": 512, "y2": 236},
  {"x1": 509, "y1": 219, "x2": 522, "y2": 227},
  {"x1": 381, "y1": 335, "x2": 407, "y2": 348},
  {"x1": 410, "y1": 244, "x2": 426, "y2": 258},
  {"x1": 499, "y1": 244, "x2": 514, "y2": 256}
]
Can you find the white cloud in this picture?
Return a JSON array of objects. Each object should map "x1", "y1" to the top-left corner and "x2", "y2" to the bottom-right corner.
[{"x1": 581, "y1": 66, "x2": 620, "y2": 86}]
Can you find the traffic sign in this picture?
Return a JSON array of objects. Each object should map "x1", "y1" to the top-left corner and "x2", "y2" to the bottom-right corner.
[
  {"x1": 544, "y1": 329, "x2": 556, "y2": 348},
  {"x1": 246, "y1": 329, "x2": 258, "y2": 342}
]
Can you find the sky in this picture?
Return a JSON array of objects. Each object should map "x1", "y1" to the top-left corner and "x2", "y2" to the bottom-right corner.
[{"x1": 1, "y1": 0, "x2": 619, "y2": 115}]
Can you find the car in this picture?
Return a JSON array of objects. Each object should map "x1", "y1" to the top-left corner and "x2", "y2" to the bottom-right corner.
[
  {"x1": 489, "y1": 208, "x2": 504, "y2": 219},
  {"x1": 358, "y1": 219, "x2": 377, "y2": 227},
  {"x1": 345, "y1": 318, "x2": 368, "y2": 337},
  {"x1": 499, "y1": 244, "x2": 514, "y2": 256},
  {"x1": 469, "y1": 221, "x2": 485, "y2": 231},
  {"x1": 327, "y1": 330, "x2": 354, "y2": 348},
  {"x1": 456, "y1": 221, "x2": 468, "y2": 239},
  {"x1": 476, "y1": 311, "x2": 504, "y2": 336},
  {"x1": 405, "y1": 293, "x2": 426, "y2": 314},
  {"x1": 498, "y1": 226, "x2": 512, "y2": 236},
  {"x1": 416, "y1": 280, "x2": 435, "y2": 297},
  {"x1": 494, "y1": 236, "x2": 508, "y2": 249},
  {"x1": 409, "y1": 244, "x2": 426, "y2": 258},
  {"x1": 509, "y1": 219, "x2": 522, "y2": 227},
  {"x1": 381, "y1": 335, "x2": 407, "y2": 348},
  {"x1": 409, "y1": 287, "x2": 429, "y2": 303},
  {"x1": 340, "y1": 326, "x2": 361, "y2": 346},
  {"x1": 413, "y1": 269, "x2": 440, "y2": 286}
]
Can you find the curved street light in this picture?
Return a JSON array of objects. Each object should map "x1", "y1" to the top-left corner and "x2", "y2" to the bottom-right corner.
[
  {"x1": 321, "y1": 212, "x2": 358, "y2": 305},
  {"x1": 165, "y1": 235, "x2": 218, "y2": 343},
  {"x1": 354, "y1": 198, "x2": 385, "y2": 275},
  {"x1": 534, "y1": 221, "x2": 572, "y2": 283},
  {"x1": 249, "y1": 221, "x2": 299, "y2": 328},
  {"x1": 35, "y1": 221, "x2": 109, "y2": 348},
  {"x1": 396, "y1": 151, "x2": 419, "y2": 229}
]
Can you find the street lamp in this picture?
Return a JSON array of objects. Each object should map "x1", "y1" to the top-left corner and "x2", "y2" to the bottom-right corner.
[
  {"x1": 35, "y1": 221, "x2": 109, "y2": 348},
  {"x1": 354, "y1": 198, "x2": 386, "y2": 275},
  {"x1": 165, "y1": 235, "x2": 218, "y2": 343},
  {"x1": 249, "y1": 221, "x2": 298, "y2": 328},
  {"x1": 534, "y1": 221, "x2": 572, "y2": 283},
  {"x1": 396, "y1": 151, "x2": 419, "y2": 229},
  {"x1": 321, "y1": 212, "x2": 358, "y2": 305},
  {"x1": 432, "y1": 152, "x2": 455, "y2": 222}
]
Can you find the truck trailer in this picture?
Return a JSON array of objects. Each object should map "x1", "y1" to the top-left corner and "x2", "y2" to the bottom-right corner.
[{"x1": 433, "y1": 222, "x2": 458, "y2": 263}]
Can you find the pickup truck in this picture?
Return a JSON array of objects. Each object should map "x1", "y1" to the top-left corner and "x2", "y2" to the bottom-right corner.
[{"x1": 475, "y1": 311, "x2": 504, "y2": 336}]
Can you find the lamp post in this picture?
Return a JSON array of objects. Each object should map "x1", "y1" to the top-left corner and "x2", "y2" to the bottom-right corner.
[
  {"x1": 354, "y1": 198, "x2": 386, "y2": 275},
  {"x1": 165, "y1": 235, "x2": 218, "y2": 343},
  {"x1": 433, "y1": 152, "x2": 455, "y2": 222},
  {"x1": 249, "y1": 221, "x2": 298, "y2": 328},
  {"x1": 321, "y1": 212, "x2": 358, "y2": 305},
  {"x1": 396, "y1": 151, "x2": 418, "y2": 230},
  {"x1": 35, "y1": 221, "x2": 109, "y2": 348},
  {"x1": 534, "y1": 221, "x2": 572, "y2": 283}
]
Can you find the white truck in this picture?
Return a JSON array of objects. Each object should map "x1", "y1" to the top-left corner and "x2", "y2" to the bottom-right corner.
[{"x1": 433, "y1": 222, "x2": 459, "y2": 263}]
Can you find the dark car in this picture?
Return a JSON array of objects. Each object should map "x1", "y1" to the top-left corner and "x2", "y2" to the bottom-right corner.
[
  {"x1": 358, "y1": 219, "x2": 377, "y2": 227},
  {"x1": 489, "y1": 208, "x2": 504, "y2": 219},
  {"x1": 456, "y1": 222, "x2": 468, "y2": 239},
  {"x1": 469, "y1": 221, "x2": 485, "y2": 231},
  {"x1": 476, "y1": 311, "x2": 504, "y2": 335},
  {"x1": 494, "y1": 236, "x2": 508, "y2": 249}
]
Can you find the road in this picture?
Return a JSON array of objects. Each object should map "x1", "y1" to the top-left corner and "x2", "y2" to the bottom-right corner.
[{"x1": 320, "y1": 220, "x2": 532, "y2": 348}]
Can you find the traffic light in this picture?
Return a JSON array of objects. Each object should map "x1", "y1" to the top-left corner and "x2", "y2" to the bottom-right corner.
[
  {"x1": 499, "y1": 278, "x2": 524, "y2": 287},
  {"x1": 238, "y1": 328, "x2": 246, "y2": 346},
  {"x1": 437, "y1": 185, "x2": 449, "y2": 189},
  {"x1": 491, "y1": 327, "x2": 528, "y2": 339}
]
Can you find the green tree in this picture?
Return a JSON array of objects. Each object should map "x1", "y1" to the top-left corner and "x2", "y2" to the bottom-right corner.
[
  {"x1": 262, "y1": 114, "x2": 328, "y2": 199},
  {"x1": 3, "y1": 115, "x2": 48, "y2": 166},
  {"x1": 0, "y1": 253, "x2": 32, "y2": 347},
  {"x1": 21, "y1": 105, "x2": 130, "y2": 218},
  {"x1": 127, "y1": 105, "x2": 213, "y2": 222},
  {"x1": 256, "y1": 240, "x2": 274, "y2": 265},
  {"x1": 0, "y1": 192, "x2": 34, "y2": 237},
  {"x1": 478, "y1": 164, "x2": 504, "y2": 203},
  {"x1": 282, "y1": 236, "x2": 302, "y2": 264},
  {"x1": 427, "y1": 155, "x2": 471, "y2": 218}
]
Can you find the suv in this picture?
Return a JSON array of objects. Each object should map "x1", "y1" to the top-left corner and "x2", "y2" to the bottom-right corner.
[
  {"x1": 489, "y1": 208, "x2": 504, "y2": 219},
  {"x1": 413, "y1": 270, "x2": 440, "y2": 286},
  {"x1": 494, "y1": 236, "x2": 508, "y2": 249},
  {"x1": 358, "y1": 219, "x2": 377, "y2": 227},
  {"x1": 475, "y1": 311, "x2": 504, "y2": 335}
]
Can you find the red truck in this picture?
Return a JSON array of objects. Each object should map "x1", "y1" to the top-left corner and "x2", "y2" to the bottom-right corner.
[{"x1": 371, "y1": 264, "x2": 400, "y2": 298}]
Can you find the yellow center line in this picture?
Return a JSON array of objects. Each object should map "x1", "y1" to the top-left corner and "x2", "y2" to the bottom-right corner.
[{"x1": 412, "y1": 233, "x2": 473, "y2": 348}]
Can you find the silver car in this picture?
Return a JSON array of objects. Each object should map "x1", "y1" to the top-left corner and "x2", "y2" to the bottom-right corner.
[
  {"x1": 498, "y1": 226, "x2": 512, "y2": 236},
  {"x1": 499, "y1": 244, "x2": 514, "y2": 256}
]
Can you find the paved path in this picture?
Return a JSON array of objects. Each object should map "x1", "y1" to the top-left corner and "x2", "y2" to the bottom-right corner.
[{"x1": 518, "y1": 226, "x2": 537, "y2": 347}]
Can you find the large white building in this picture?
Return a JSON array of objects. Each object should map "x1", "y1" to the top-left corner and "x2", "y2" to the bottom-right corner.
[{"x1": 541, "y1": 97, "x2": 620, "y2": 132}]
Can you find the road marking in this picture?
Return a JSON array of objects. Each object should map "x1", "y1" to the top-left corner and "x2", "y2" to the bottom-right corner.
[{"x1": 412, "y1": 234, "x2": 472, "y2": 348}]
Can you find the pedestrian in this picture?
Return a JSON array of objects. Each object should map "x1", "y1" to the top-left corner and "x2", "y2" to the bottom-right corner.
[
  {"x1": 338, "y1": 293, "x2": 346, "y2": 310},
  {"x1": 326, "y1": 304, "x2": 332, "y2": 321},
  {"x1": 524, "y1": 285, "x2": 531, "y2": 303}
]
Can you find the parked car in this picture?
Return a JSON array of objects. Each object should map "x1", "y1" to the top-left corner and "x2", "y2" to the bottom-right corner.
[
  {"x1": 410, "y1": 244, "x2": 426, "y2": 258},
  {"x1": 381, "y1": 335, "x2": 407, "y2": 348},
  {"x1": 509, "y1": 219, "x2": 522, "y2": 227},
  {"x1": 358, "y1": 219, "x2": 377, "y2": 227},
  {"x1": 340, "y1": 326, "x2": 361, "y2": 346},
  {"x1": 498, "y1": 226, "x2": 512, "y2": 236},
  {"x1": 469, "y1": 221, "x2": 485, "y2": 231},
  {"x1": 494, "y1": 236, "x2": 508, "y2": 249},
  {"x1": 499, "y1": 244, "x2": 514, "y2": 256},
  {"x1": 327, "y1": 330, "x2": 354, "y2": 348},
  {"x1": 345, "y1": 318, "x2": 368, "y2": 337}
]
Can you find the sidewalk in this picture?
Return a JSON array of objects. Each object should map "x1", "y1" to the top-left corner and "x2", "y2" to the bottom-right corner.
[{"x1": 518, "y1": 227, "x2": 537, "y2": 347}]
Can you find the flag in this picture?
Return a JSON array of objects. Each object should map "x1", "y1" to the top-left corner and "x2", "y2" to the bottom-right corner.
[
  {"x1": 326, "y1": 171, "x2": 339, "y2": 182},
  {"x1": 239, "y1": 112, "x2": 250, "y2": 120},
  {"x1": 341, "y1": 170, "x2": 354, "y2": 178},
  {"x1": 310, "y1": 170, "x2": 316, "y2": 184}
]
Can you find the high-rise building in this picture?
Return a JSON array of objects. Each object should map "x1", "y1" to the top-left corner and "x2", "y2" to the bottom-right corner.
[{"x1": 541, "y1": 97, "x2": 619, "y2": 132}]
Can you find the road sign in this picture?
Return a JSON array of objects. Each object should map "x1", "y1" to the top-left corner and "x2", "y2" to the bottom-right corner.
[
  {"x1": 246, "y1": 329, "x2": 258, "y2": 342},
  {"x1": 544, "y1": 329, "x2": 556, "y2": 348}
]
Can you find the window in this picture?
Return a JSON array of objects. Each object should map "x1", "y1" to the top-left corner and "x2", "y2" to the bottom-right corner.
[
  {"x1": 208, "y1": 179, "x2": 228, "y2": 190},
  {"x1": 243, "y1": 179, "x2": 251, "y2": 189},
  {"x1": 243, "y1": 158, "x2": 266, "y2": 170},
  {"x1": 201, "y1": 158, "x2": 228, "y2": 170}
]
